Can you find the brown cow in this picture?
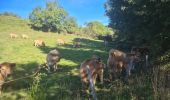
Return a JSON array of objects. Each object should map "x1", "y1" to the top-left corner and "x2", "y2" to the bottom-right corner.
[
  {"x1": 46, "y1": 49, "x2": 60, "y2": 72},
  {"x1": 21, "y1": 34, "x2": 29, "y2": 39},
  {"x1": 34, "y1": 40, "x2": 45, "y2": 47},
  {"x1": 80, "y1": 55, "x2": 105, "y2": 99},
  {"x1": 107, "y1": 49, "x2": 139, "y2": 83},
  {"x1": 73, "y1": 39, "x2": 81, "y2": 48},
  {"x1": 57, "y1": 39, "x2": 65, "y2": 46},
  {"x1": 0, "y1": 62, "x2": 16, "y2": 94},
  {"x1": 10, "y1": 33, "x2": 18, "y2": 38}
]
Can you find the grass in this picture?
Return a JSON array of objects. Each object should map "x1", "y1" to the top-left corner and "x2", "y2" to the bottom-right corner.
[{"x1": 0, "y1": 15, "x2": 156, "y2": 100}]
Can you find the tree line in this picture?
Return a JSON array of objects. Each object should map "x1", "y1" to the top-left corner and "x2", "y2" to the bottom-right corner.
[{"x1": 29, "y1": 1, "x2": 113, "y2": 38}]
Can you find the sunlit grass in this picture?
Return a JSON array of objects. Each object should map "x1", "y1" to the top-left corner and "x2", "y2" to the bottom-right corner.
[{"x1": 0, "y1": 15, "x2": 156, "y2": 100}]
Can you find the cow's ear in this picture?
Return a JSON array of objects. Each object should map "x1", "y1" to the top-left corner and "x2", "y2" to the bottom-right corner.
[
  {"x1": 10, "y1": 63, "x2": 16, "y2": 67},
  {"x1": 97, "y1": 57, "x2": 101, "y2": 62}
]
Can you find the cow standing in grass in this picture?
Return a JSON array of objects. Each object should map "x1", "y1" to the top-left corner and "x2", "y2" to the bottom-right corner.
[
  {"x1": 34, "y1": 39, "x2": 45, "y2": 47},
  {"x1": 21, "y1": 34, "x2": 29, "y2": 39},
  {"x1": 73, "y1": 38, "x2": 81, "y2": 48},
  {"x1": 80, "y1": 55, "x2": 105, "y2": 99},
  {"x1": 10, "y1": 33, "x2": 18, "y2": 38},
  {"x1": 46, "y1": 49, "x2": 60, "y2": 72},
  {"x1": 0, "y1": 62, "x2": 15, "y2": 94},
  {"x1": 107, "y1": 49, "x2": 140, "y2": 83},
  {"x1": 57, "y1": 39, "x2": 65, "y2": 46}
]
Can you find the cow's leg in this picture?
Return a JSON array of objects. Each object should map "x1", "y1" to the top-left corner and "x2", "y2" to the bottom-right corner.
[
  {"x1": 124, "y1": 63, "x2": 132, "y2": 84},
  {"x1": 0, "y1": 85, "x2": 2, "y2": 95},
  {"x1": 47, "y1": 64, "x2": 51, "y2": 73},
  {"x1": 81, "y1": 81, "x2": 89, "y2": 100},
  {"x1": 98, "y1": 69, "x2": 104, "y2": 84},
  {"x1": 53, "y1": 64, "x2": 57, "y2": 71},
  {"x1": 109, "y1": 67, "x2": 113, "y2": 81},
  {"x1": 93, "y1": 74, "x2": 99, "y2": 85}
]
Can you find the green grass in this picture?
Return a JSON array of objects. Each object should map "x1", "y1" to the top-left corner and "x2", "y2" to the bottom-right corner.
[{"x1": 0, "y1": 15, "x2": 154, "y2": 100}]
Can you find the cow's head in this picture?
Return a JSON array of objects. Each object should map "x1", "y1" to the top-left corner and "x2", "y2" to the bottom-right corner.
[
  {"x1": 92, "y1": 55, "x2": 106, "y2": 69},
  {"x1": 0, "y1": 62, "x2": 16, "y2": 77}
]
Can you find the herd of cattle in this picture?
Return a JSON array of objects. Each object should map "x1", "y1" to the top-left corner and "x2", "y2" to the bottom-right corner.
[
  {"x1": 0, "y1": 33, "x2": 149, "y2": 97},
  {"x1": 9, "y1": 33, "x2": 81, "y2": 48}
]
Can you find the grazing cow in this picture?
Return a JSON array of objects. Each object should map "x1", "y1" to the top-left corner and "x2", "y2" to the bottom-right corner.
[
  {"x1": 46, "y1": 49, "x2": 60, "y2": 72},
  {"x1": 34, "y1": 40, "x2": 45, "y2": 47},
  {"x1": 10, "y1": 33, "x2": 18, "y2": 38},
  {"x1": 131, "y1": 47, "x2": 149, "y2": 71},
  {"x1": 73, "y1": 38, "x2": 81, "y2": 48},
  {"x1": 107, "y1": 49, "x2": 139, "y2": 83},
  {"x1": 21, "y1": 34, "x2": 29, "y2": 39},
  {"x1": 0, "y1": 62, "x2": 15, "y2": 94},
  {"x1": 80, "y1": 55, "x2": 105, "y2": 99},
  {"x1": 57, "y1": 39, "x2": 65, "y2": 46}
]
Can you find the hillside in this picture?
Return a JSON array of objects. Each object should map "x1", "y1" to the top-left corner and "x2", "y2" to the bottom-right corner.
[
  {"x1": 0, "y1": 15, "x2": 109, "y2": 100},
  {"x1": 0, "y1": 15, "x2": 169, "y2": 100}
]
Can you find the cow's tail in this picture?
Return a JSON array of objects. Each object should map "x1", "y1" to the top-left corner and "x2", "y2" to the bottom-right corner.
[{"x1": 86, "y1": 65, "x2": 97, "y2": 100}]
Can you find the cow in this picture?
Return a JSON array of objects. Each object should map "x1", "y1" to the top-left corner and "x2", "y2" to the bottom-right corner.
[
  {"x1": 80, "y1": 55, "x2": 105, "y2": 99},
  {"x1": 131, "y1": 46, "x2": 149, "y2": 71},
  {"x1": 34, "y1": 40, "x2": 45, "y2": 47},
  {"x1": 10, "y1": 33, "x2": 18, "y2": 38},
  {"x1": 57, "y1": 39, "x2": 65, "y2": 46},
  {"x1": 21, "y1": 34, "x2": 29, "y2": 39},
  {"x1": 46, "y1": 49, "x2": 60, "y2": 72},
  {"x1": 73, "y1": 38, "x2": 81, "y2": 48},
  {"x1": 0, "y1": 62, "x2": 16, "y2": 94},
  {"x1": 107, "y1": 49, "x2": 140, "y2": 83}
]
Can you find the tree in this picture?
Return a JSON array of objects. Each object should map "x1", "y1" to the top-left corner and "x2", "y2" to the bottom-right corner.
[
  {"x1": 63, "y1": 17, "x2": 78, "y2": 34},
  {"x1": 29, "y1": 1, "x2": 68, "y2": 32},
  {"x1": 82, "y1": 21, "x2": 113, "y2": 38},
  {"x1": 105, "y1": 0, "x2": 170, "y2": 54}
]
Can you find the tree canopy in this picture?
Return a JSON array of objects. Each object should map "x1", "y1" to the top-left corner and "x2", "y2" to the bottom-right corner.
[
  {"x1": 82, "y1": 21, "x2": 113, "y2": 38},
  {"x1": 29, "y1": 1, "x2": 78, "y2": 33},
  {"x1": 105, "y1": 0, "x2": 170, "y2": 54}
]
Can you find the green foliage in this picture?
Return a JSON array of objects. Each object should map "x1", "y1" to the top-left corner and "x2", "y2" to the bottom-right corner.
[
  {"x1": 82, "y1": 21, "x2": 113, "y2": 38},
  {"x1": 28, "y1": 73, "x2": 47, "y2": 100},
  {"x1": 63, "y1": 17, "x2": 79, "y2": 34},
  {"x1": 29, "y1": 1, "x2": 69, "y2": 32},
  {"x1": 105, "y1": 0, "x2": 170, "y2": 54},
  {"x1": 105, "y1": 0, "x2": 170, "y2": 99}
]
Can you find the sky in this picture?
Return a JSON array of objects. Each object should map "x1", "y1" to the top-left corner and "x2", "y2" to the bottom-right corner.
[{"x1": 0, "y1": 0, "x2": 109, "y2": 26}]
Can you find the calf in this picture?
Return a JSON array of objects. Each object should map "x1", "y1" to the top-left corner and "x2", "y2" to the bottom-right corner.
[
  {"x1": 107, "y1": 49, "x2": 139, "y2": 83},
  {"x1": 73, "y1": 38, "x2": 81, "y2": 48},
  {"x1": 46, "y1": 49, "x2": 60, "y2": 72},
  {"x1": 80, "y1": 56, "x2": 105, "y2": 99},
  {"x1": 57, "y1": 39, "x2": 65, "y2": 46},
  {"x1": 21, "y1": 34, "x2": 29, "y2": 39},
  {"x1": 34, "y1": 40, "x2": 45, "y2": 47},
  {"x1": 10, "y1": 33, "x2": 18, "y2": 38},
  {"x1": 0, "y1": 62, "x2": 15, "y2": 94}
]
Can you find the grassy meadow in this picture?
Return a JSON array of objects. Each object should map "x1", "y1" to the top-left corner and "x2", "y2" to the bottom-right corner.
[{"x1": 0, "y1": 15, "x2": 154, "y2": 100}]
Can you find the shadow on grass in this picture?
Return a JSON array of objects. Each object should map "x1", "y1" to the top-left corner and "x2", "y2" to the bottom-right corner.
[
  {"x1": 3, "y1": 62, "x2": 39, "y2": 91},
  {"x1": 38, "y1": 38, "x2": 109, "y2": 64}
]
